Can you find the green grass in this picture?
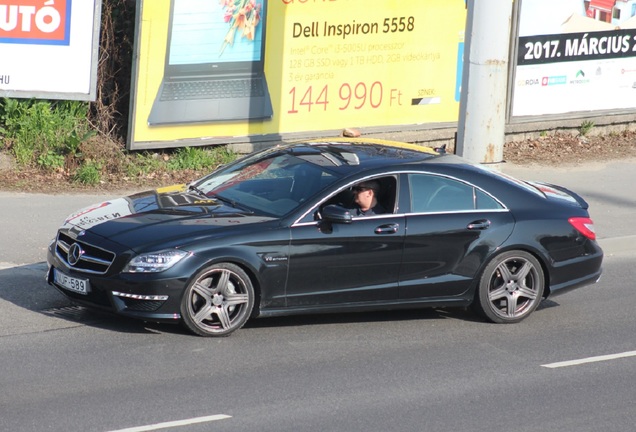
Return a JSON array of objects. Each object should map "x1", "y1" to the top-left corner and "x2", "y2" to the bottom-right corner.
[
  {"x1": 168, "y1": 146, "x2": 236, "y2": 171},
  {"x1": 0, "y1": 97, "x2": 240, "y2": 188},
  {"x1": 0, "y1": 99, "x2": 245, "y2": 190},
  {"x1": 74, "y1": 161, "x2": 102, "y2": 185},
  {"x1": 37, "y1": 150, "x2": 65, "y2": 171},
  {"x1": 0, "y1": 98, "x2": 92, "y2": 167},
  {"x1": 125, "y1": 152, "x2": 165, "y2": 178},
  {"x1": 579, "y1": 120, "x2": 594, "y2": 136}
]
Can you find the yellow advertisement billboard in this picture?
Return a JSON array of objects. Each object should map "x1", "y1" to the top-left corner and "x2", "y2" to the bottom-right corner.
[{"x1": 128, "y1": 0, "x2": 466, "y2": 149}]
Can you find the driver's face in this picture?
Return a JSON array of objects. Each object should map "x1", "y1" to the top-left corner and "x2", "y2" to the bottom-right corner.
[{"x1": 354, "y1": 187, "x2": 374, "y2": 211}]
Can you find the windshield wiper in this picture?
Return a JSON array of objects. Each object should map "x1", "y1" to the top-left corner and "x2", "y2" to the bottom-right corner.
[
  {"x1": 188, "y1": 184, "x2": 208, "y2": 198},
  {"x1": 209, "y1": 194, "x2": 254, "y2": 214}
]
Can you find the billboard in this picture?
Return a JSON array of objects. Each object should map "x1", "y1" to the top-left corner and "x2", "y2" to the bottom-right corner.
[
  {"x1": 512, "y1": 0, "x2": 636, "y2": 117},
  {"x1": 0, "y1": 0, "x2": 102, "y2": 101},
  {"x1": 127, "y1": 0, "x2": 467, "y2": 150}
]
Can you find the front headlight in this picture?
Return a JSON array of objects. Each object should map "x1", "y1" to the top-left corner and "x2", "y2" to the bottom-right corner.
[{"x1": 123, "y1": 249, "x2": 190, "y2": 273}]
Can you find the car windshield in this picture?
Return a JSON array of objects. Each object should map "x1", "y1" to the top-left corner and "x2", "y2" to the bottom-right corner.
[{"x1": 193, "y1": 150, "x2": 343, "y2": 217}]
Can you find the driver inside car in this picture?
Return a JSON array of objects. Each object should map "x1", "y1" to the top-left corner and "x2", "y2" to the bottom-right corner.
[{"x1": 352, "y1": 180, "x2": 386, "y2": 216}]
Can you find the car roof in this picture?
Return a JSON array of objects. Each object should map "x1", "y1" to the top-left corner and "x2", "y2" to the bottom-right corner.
[
  {"x1": 277, "y1": 138, "x2": 442, "y2": 173},
  {"x1": 283, "y1": 139, "x2": 552, "y2": 205},
  {"x1": 306, "y1": 137, "x2": 440, "y2": 155}
]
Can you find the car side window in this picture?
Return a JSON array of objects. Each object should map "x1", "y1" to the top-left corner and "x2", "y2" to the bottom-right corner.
[
  {"x1": 475, "y1": 188, "x2": 503, "y2": 210},
  {"x1": 408, "y1": 174, "x2": 502, "y2": 212},
  {"x1": 304, "y1": 175, "x2": 399, "y2": 223}
]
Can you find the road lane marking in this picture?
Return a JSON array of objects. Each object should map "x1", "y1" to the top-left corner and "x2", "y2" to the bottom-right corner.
[
  {"x1": 105, "y1": 414, "x2": 232, "y2": 432},
  {"x1": 542, "y1": 350, "x2": 636, "y2": 369}
]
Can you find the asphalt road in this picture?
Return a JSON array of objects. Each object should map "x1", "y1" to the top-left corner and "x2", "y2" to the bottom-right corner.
[
  {"x1": 0, "y1": 257, "x2": 634, "y2": 432},
  {"x1": 1, "y1": 160, "x2": 635, "y2": 432},
  {"x1": 0, "y1": 192, "x2": 130, "y2": 267}
]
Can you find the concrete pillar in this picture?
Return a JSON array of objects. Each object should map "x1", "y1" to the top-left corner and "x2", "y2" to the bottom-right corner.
[{"x1": 456, "y1": 0, "x2": 514, "y2": 164}]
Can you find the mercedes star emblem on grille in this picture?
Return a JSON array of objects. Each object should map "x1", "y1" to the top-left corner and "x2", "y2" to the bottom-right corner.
[{"x1": 68, "y1": 243, "x2": 84, "y2": 266}]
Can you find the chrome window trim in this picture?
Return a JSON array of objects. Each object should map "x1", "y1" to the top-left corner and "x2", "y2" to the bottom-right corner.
[
  {"x1": 291, "y1": 172, "x2": 402, "y2": 227},
  {"x1": 405, "y1": 171, "x2": 508, "y2": 211},
  {"x1": 292, "y1": 208, "x2": 510, "y2": 228},
  {"x1": 404, "y1": 208, "x2": 510, "y2": 217},
  {"x1": 293, "y1": 212, "x2": 406, "y2": 228},
  {"x1": 291, "y1": 169, "x2": 509, "y2": 228}
]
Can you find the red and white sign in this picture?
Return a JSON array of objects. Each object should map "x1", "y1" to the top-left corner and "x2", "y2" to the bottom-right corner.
[
  {"x1": 0, "y1": 0, "x2": 100, "y2": 101},
  {"x1": 0, "y1": 0, "x2": 71, "y2": 45}
]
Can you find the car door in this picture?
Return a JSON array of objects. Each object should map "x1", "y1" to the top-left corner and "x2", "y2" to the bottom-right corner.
[
  {"x1": 285, "y1": 177, "x2": 405, "y2": 307},
  {"x1": 399, "y1": 173, "x2": 515, "y2": 299}
]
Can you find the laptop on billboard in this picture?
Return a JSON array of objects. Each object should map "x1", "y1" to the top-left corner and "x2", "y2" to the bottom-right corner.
[{"x1": 148, "y1": 0, "x2": 273, "y2": 126}]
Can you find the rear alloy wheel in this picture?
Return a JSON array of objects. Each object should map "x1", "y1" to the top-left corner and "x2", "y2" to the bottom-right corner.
[
  {"x1": 474, "y1": 251, "x2": 544, "y2": 323},
  {"x1": 181, "y1": 263, "x2": 254, "y2": 337}
]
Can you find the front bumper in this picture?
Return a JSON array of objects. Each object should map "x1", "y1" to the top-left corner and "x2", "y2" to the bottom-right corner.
[{"x1": 47, "y1": 247, "x2": 190, "y2": 323}]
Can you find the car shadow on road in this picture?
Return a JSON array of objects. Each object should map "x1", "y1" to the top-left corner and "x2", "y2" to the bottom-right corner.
[
  {"x1": 0, "y1": 262, "x2": 68, "y2": 309},
  {"x1": 76, "y1": 299, "x2": 563, "y2": 336},
  {"x1": 0, "y1": 262, "x2": 186, "y2": 336},
  {"x1": 244, "y1": 306, "x2": 486, "y2": 331},
  {"x1": 244, "y1": 298, "x2": 563, "y2": 331},
  {"x1": 42, "y1": 305, "x2": 491, "y2": 337}
]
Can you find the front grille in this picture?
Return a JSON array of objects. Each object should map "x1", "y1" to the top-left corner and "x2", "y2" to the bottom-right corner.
[{"x1": 56, "y1": 232, "x2": 115, "y2": 274}]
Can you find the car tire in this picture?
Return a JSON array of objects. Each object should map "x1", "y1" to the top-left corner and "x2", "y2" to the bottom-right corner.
[
  {"x1": 473, "y1": 250, "x2": 544, "y2": 324},
  {"x1": 180, "y1": 263, "x2": 254, "y2": 337}
]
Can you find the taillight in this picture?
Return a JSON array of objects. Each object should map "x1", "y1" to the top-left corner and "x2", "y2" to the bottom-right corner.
[{"x1": 568, "y1": 217, "x2": 596, "y2": 240}]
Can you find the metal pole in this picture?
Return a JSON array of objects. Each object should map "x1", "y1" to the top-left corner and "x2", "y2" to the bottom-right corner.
[{"x1": 456, "y1": 0, "x2": 514, "y2": 164}]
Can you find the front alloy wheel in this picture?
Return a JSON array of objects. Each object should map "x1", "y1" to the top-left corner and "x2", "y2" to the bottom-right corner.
[
  {"x1": 181, "y1": 263, "x2": 254, "y2": 337},
  {"x1": 473, "y1": 251, "x2": 544, "y2": 323}
]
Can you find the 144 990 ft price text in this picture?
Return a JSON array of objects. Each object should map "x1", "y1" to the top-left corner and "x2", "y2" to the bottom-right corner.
[{"x1": 287, "y1": 82, "x2": 405, "y2": 113}]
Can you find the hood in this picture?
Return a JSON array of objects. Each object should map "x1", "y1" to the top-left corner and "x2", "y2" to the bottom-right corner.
[{"x1": 61, "y1": 185, "x2": 276, "y2": 248}]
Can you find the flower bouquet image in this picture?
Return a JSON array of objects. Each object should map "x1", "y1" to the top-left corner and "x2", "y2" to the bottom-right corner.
[{"x1": 219, "y1": 0, "x2": 263, "y2": 56}]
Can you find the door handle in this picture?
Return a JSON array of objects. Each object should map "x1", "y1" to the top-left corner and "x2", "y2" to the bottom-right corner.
[
  {"x1": 375, "y1": 223, "x2": 399, "y2": 234},
  {"x1": 467, "y1": 219, "x2": 491, "y2": 230}
]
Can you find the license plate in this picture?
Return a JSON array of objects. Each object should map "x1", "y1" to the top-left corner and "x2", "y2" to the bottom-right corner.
[{"x1": 54, "y1": 269, "x2": 90, "y2": 295}]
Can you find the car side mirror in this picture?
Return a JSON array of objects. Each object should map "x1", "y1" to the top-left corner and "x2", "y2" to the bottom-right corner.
[{"x1": 321, "y1": 204, "x2": 353, "y2": 224}]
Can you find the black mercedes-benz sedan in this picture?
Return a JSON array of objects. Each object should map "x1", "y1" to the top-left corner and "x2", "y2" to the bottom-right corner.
[{"x1": 47, "y1": 138, "x2": 603, "y2": 336}]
